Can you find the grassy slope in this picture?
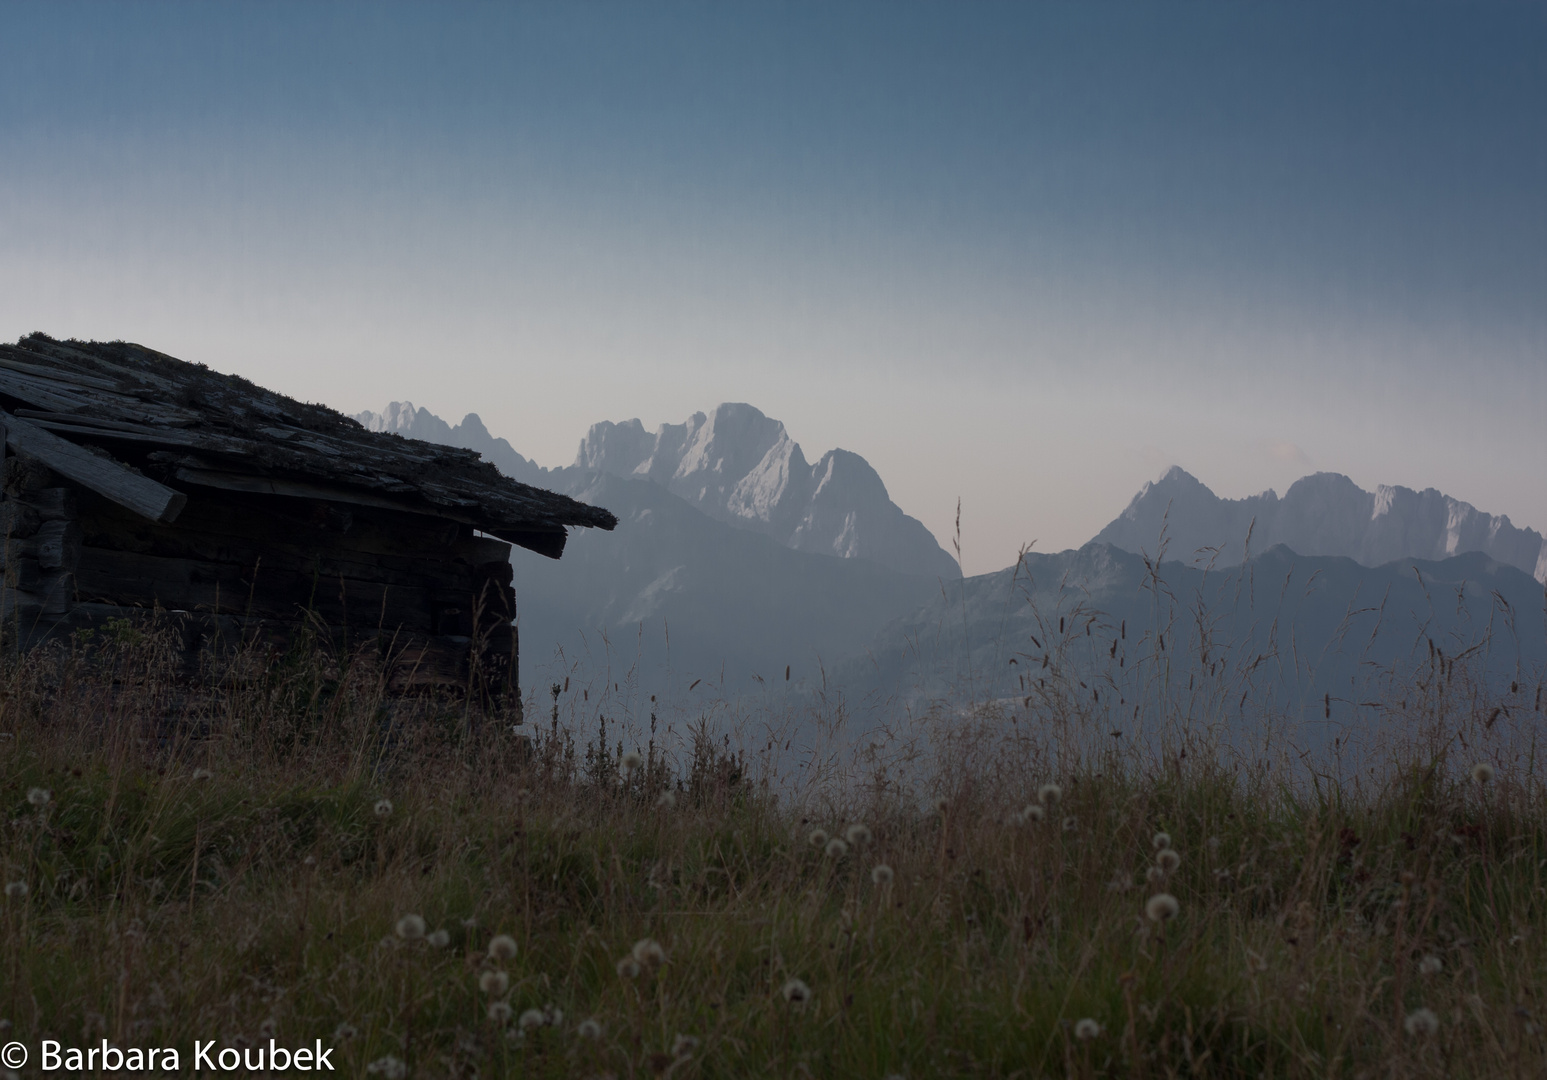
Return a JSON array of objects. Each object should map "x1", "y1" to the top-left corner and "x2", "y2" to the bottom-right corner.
[{"x1": 1, "y1": 626, "x2": 1544, "y2": 1079}]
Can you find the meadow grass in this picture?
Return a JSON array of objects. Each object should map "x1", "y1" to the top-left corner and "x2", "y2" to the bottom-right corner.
[{"x1": 0, "y1": 620, "x2": 1543, "y2": 1079}]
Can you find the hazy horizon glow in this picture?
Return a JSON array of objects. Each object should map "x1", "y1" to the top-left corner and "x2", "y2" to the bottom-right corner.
[{"x1": 2, "y1": 2, "x2": 1542, "y2": 572}]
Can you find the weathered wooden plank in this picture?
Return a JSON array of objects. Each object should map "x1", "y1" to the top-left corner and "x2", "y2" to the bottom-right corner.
[
  {"x1": 1, "y1": 412, "x2": 188, "y2": 523},
  {"x1": 0, "y1": 501, "x2": 41, "y2": 539},
  {"x1": 22, "y1": 487, "x2": 78, "y2": 521},
  {"x1": 35, "y1": 520, "x2": 83, "y2": 570}
]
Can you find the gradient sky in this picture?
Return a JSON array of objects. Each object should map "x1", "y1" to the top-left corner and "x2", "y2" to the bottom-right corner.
[{"x1": 2, "y1": 1, "x2": 1542, "y2": 574}]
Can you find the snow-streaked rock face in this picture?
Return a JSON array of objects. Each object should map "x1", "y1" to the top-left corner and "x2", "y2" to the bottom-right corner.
[
  {"x1": 576, "y1": 404, "x2": 959, "y2": 578},
  {"x1": 354, "y1": 402, "x2": 542, "y2": 486},
  {"x1": 1094, "y1": 466, "x2": 1547, "y2": 582}
]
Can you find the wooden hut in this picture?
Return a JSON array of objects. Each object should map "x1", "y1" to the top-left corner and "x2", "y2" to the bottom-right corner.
[{"x1": 0, "y1": 334, "x2": 616, "y2": 712}]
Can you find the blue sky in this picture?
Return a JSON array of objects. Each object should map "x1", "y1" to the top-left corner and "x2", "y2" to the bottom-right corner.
[{"x1": 1, "y1": 1, "x2": 1542, "y2": 573}]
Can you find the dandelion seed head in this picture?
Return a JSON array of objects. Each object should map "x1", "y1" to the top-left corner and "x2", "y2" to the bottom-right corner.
[
  {"x1": 1145, "y1": 866, "x2": 1166, "y2": 883},
  {"x1": 657, "y1": 790, "x2": 676, "y2": 808},
  {"x1": 1156, "y1": 849, "x2": 1182, "y2": 874},
  {"x1": 1038, "y1": 783, "x2": 1062, "y2": 806},
  {"x1": 782, "y1": 978, "x2": 812, "y2": 1005},
  {"x1": 1404, "y1": 1007, "x2": 1440, "y2": 1037},
  {"x1": 671, "y1": 1033, "x2": 700, "y2": 1057},
  {"x1": 4, "y1": 881, "x2": 27, "y2": 899},
  {"x1": 373, "y1": 799, "x2": 394, "y2": 818},
  {"x1": 616, "y1": 956, "x2": 641, "y2": 978},
  {"x1": 395, "y1": 914, "x2": 426, "y2": 940},
  {"x1": 1471, "y1": 762, "x2": 1496, "y2": 784},
  {"x1": 1074, "y1": 1018, "x2": 1102, "y2": 1041},
  {"x1": 426, "y1": 929, "x2": 450, "y2": 948},
  {"x1": 577, "y1": 1018, "x2": 603, "y2": 1040},
  {"x1": 871, "y1": 864, "x2": 895, "y2": 886},
  {"x1": 1062, "y1": 816, "x2": 1078, "y2": 832},
  {"x1": 632, "y1": 938, "x2": 666, "y2": 965},
  {"x1": 487, "y1": 1001, "x2": 512, "y2": 1024},
  {"x1": 825, "y1": 838, "x2": 849, "y2": 858},
  {"x1": 518, "y1": 1008, "x2": 546, "y2": 1031},
  {"x1": 1152, "y1": 832, "x2": 1172, "y2": 851},
  {"x1": 845, "y1": 823, "x2": 872, "y2": 846},
  {"x1": 1021, "y1": 804, "x2": 1045, "y2": 823},
  {"x1": 620, "y1": 750, "x2": 643, "y2": 773},
  {"x1": 26, "y1": 787, "x2": 50, "y2": 806},
  {"x1": 545, "y1": 1005, "x2": 563, "y2": 1025},
  {"x1": 488, "y1": 934, "x2": 519, "y2": 960},
  {"x1": 365, "y1": 1056, "x2": 407, "y2": 1080},
  {"x1": 807, "y1": 829, "x2": 828, "y2": 848},
  {"x1": 933, "y1": 796, "x2": 950, "y2": 815},
  {"x1": 1206, "y1": 836, "x2": 1221, "y2": 851},
  {"x1": 258, "y1": 1018, "x2": 278, "y2": 1039},
  {"x1": 1419, "y1": 954, "x2": 1443, "y2": 976},
  {"x1": 191, "y1": 768, "x2": 213, "y2": 781},
  {"x1": 334, "y1": 1023, "x2": 358, "y2": 1041},
  {"x1": 479, "y1": 970, "x2": 510, "y2": 995},
  {"x1": 1145, "y1": 893, "x2": 1181, "y2": 923}
]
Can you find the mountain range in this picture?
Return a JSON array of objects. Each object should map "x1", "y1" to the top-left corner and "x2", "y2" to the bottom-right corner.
[{"x1": 354, "y1": 401, "x2": 1546, "y2": 738}]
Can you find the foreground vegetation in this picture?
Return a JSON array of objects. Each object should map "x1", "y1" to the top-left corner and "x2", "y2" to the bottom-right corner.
[{"x1": 1, "y1": 623, "x2": 1544, "y2": 1078}]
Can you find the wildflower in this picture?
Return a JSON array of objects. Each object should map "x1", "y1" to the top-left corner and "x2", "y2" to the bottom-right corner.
[
  {"x1": 426, "y1": 929, "x2": 450, "y2": 948},
  {"x1": 26, "y1": 787, "x2": 50, "y2": 807},
  {"x1": 671, "y1": 1033, "x2": 700, "y2": 1057},
  {"x1": 1471, "y1": 762, "x2": 1496, "y2": 784},
  {"x1": 479, "y1": 970, "x2": 510, "y2": 995},
  {"x1": 808, "y1": 829, "x2": 829, "y2": 848},
  {"x1": 1038, "y1": 783, "x2": 1062, "y2": 806},
  {"x1": 333, "y1": 1023, "x2": 358, "y2": 1041},
  {"x1": 518, "y1": 1008, "x2": 546, "y2": 1031},
  {"x1": 1403, "y1": 1007, "x2": 1440, "y2": 1037},
  {"x1": 1156, "y1": 849, "x2": 1182, "y2": 874},
  {"x1": 1021, "y1": 804, "x2": 1045, "y2": 823},
  {"x1": 488, "y1": 1001, "x2": 513, "y2": 1024},
  {"x1": 781, "y1": 978, "x2": 812, "y2": 1005},
  {"x1": 1145, "y1": 893, "x2": 1180, "y2": 923},
  {"x1": 632, "y1": 938, "x2": 666, "y2": 966},
  {"x1": 933, "y1": 796, "x2": 950, "y2": 815},
  {"x1": 395, "y1": 914, "x2": 427, "y2": 940},
  {"x1": 1419, "y1": 954, "x2": 1443, "y2": 976},
  {"x1": 374, "y1": 799, "x2": 394, "y2": 818},
  {"x1": 657, "y1": 790, "x2": 677, "y2": 808},
  {"x1": 1062, "y1": 816, "x2": 1078, "y2": 832},
  {"x1": 845, "y1": 823, "x2": 872, "y2": 846},
  {"x1": 1152, "y1": 832, "x2": 1171, "y2": 851},
  {"x1": 617, "y1": 956, "x2": 642, "y2": 978},
  {"x1": 621, "y1": 750, "x2": 643, "y2": 774},
  {"x1": 4, "y1": 881, "x2": 27, "y2": 899},
  {"x1": 488, "y1": 934, "x2": 519, "y2": 960},
  {"x1": 191, "y1": 769, "x2": 213, "y2": 782},
  {"x1": 825, "y1": 838, "x2": 849, "y2": 858},
  {"x1": 577, "y1": 1018, "x2": 603, "y2": 1040},
  {"x1": 1074, "y1": 1018, "x2": 1102, "y2": 1041},
  {"x1": 365, "y1": 1057, "x2": 407, "y2": 1079},
  {"x1": 871, "y1": 864, "x2": 895, "y2": 886}
]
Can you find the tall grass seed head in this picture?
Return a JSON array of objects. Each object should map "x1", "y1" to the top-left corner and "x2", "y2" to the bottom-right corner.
[
  {"x1": 632, "y1": 938, "x2": 666, "y2": 966},
  {"x1": 479, "y1": 970, "x2": 510, "y2": 995},
  {"x1": 871, "y1": 863, "x2": 894, "y2": 885},
  {"x1": 488, "y1": 934, "x2": 519, "y2": 960},
  {"x1": 825, "y1": 838, "x2": 849, "y2": 858},
  {"x1": 620, "y1": 749, "x2": 643, "y2": 773},
  {"x1": 1074, "y1": 1018, "x2": 1103, "y2": 1041},
  {"x1": 395, "y1": 914, "x2": 427, "y2": 940},
  {"x1": 807, "y1": 829, "x2": 829, "y2": 848},
  {"x1": 373, "y1": 798, "x2": 393, "y2": 818},
  {"x1": 844, "y1": 823, "x2": 872, "y2": 846},
  {"x1": 1152, "y1": 832, "x2": 1172, "y2": 850},
  {"x1": 1145, "y1": 893, "x2": 1181, "y2": 923},
  {"x1": 1155, "y1": 849, "x2": 1182, "y2": 874},
  {"x1": 1038, "y1": 783, "x2": 1062, "y2": 806},
  {"x1": 1471, "y1": 762, "x2": 1496, "y2": 784},
  {"x1": 26, "y1": 787, "x2": 50, "y2": 807},
  {"x1": 1404, "y1": 1007, "x2": 1440, "y2": 1037},
  {"x1": 782, "y1": 978, "x2": 812, "y2": 1005}
]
